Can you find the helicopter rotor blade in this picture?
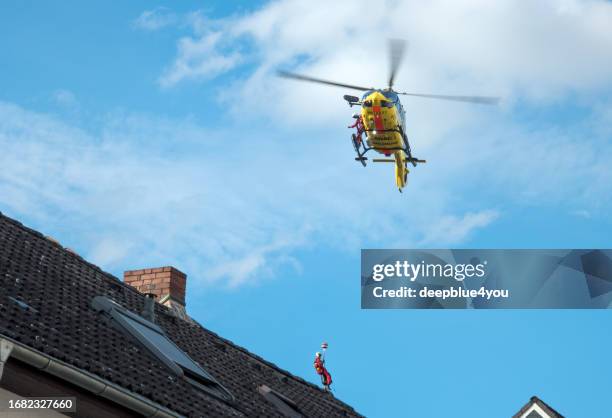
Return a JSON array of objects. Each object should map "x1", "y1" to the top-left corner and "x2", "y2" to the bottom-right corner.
[
  {"x1": 388, "y1": 39, "x2": 407, "y2": 89},
  {"x1": 277, "y1": 71, "x2": 372, "y2": 92},
  {"x1": 396, "y1": 91, "x2": 500, "y2": 105}
]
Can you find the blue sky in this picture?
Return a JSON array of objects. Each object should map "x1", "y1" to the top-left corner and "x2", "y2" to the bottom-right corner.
[{"x1": 1, "y1": 1, "x2": 612, "y2": 416}]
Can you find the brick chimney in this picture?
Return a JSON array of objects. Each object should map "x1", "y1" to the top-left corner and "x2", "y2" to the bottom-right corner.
[{"x1": 123, "y1": 266, "x2": 189, "y2": 320}]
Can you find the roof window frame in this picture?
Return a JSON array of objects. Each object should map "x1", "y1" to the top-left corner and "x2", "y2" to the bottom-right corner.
[
  {"x1": 258, "y1": 384, "x2": 303, "y2": 418},
  {"x1": 91, "y1": 296, "x2": 234, "y2": 403}
]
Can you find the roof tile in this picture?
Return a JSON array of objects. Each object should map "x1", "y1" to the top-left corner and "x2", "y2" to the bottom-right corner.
[{"x1": 0, "y1": 212, "x2": 361, "y2": 418}]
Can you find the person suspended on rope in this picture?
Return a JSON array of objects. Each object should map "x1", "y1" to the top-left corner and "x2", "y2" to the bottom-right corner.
[
  {"x1": 314, "y1": 342, "x2": 332, "y2": 391},
  {"x1": 348, "y1": 113, "x2": 364, "y2": 146}
]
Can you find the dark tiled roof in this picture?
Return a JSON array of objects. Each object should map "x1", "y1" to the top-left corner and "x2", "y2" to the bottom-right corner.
[
  {"x1": 512, "y1": 396, "x2": 565, "y2": 418},
  {"x1": 0, "y1": 212, "x2": 362, "y2": 418}
]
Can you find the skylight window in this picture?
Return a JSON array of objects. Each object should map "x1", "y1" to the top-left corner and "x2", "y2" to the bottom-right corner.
[
  {"x1": 91, "y1": 296, "x2": 233, "y2": 402},
  {"x1": 258, "y1": 385, "x2": 303, "y2": 418}
]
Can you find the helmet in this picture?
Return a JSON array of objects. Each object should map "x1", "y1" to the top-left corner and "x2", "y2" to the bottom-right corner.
[
  {"x1": 315, "y1": 352, "x2": 321, "y2": 357},
  {"x1": 352, "y1": 113, "x2": 359, "y2": 119}
]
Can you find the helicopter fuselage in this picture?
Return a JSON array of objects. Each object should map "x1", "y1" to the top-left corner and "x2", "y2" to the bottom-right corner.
[
  {"x1": 360, "y1": 90, "x2": 406, "y2": 154},
  {"x1": 278, "y1": 38, "x2": 496, "y2": 191}
]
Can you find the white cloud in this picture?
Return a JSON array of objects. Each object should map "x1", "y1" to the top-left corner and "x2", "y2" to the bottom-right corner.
[
  {"x1": 189, "y1": 0, "x2": 612, "y2": 212},
  {"x1": 158, "y1": 13, "x2": 242, "y2": 87},
  {"x1": 0, "y1": 100, "x2": 503, "y2": 286},
  {"x1": 207, "y1": 235, "x2": 304, "y2": 288},
  {"x1": 89, "y1": 236, "x2": 135, "y2": 266},
  {"x1": 1, "y1": 82, "x2": 611, "y2": 286},
  {"x1": 159, "y1": 32, "x2": 242, "y2": 87},
  {"x1": 133, "y1": 7, "x2": 177, "y2": 31},
  {"x1": 571, "y1": 209, "x2": 591, "y2": 219},
  {"x1": 160, "y1": 0, "x2": 612, "y2": 108},
  {"x1": 3, "y1": 1, "x2": 612, "y2": 286},
  {"x1": 53, "y1": 89, "x2": 78, "y2": 108},
  {"x1": 0, "y1": 102, "x2": 320, "y2": 285},
  {"x1": 420, "y1": 210, "x2": 500, "y2": 246}
]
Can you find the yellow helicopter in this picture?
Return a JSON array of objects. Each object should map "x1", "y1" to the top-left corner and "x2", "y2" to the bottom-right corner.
[{"x1": 279, "y1": 40, "x2": 499, "y2": 192}]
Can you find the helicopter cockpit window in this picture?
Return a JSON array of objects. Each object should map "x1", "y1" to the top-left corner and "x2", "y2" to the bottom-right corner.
[
  {"x1": 361, "y1": 90, "x2": 375, "y2": 100},
  {"x1": 383, "y1": 91, "x2": 399, "y2": 103},
  {"x1": 380, "y1": 100, "x2": 394, "y2": 108},
  {"x1": 363, "y1": 100, "x2": 372, "y2": 107}
]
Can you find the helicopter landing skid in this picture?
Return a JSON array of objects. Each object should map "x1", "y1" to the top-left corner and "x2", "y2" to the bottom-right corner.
[
  {"x1": 351, "y1": 134, "x2": 367, "y2": 167},
  {"x1": 351, "y1": 128, "x2": 423, "y2": 168},
  {"x1": 354, "y1": 156, "x2": 367, "y2": 167}
]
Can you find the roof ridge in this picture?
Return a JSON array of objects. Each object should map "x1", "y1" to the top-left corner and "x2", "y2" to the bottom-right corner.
[
  {"x1": 513, "y1": 395, "x2": 564, "y2": 418},
  {"x1": 0, "y1": 210, "x2": 361, "y2": 415},
  {"x1": 189, "y1": 318, "x2": 359, "y2": 413},
  {"x1": 530, "y1": 396, "x2": 565, "y2": 417},
  {"x1": 0, "y1": 210, "x2": 145, "y2": 300}
]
